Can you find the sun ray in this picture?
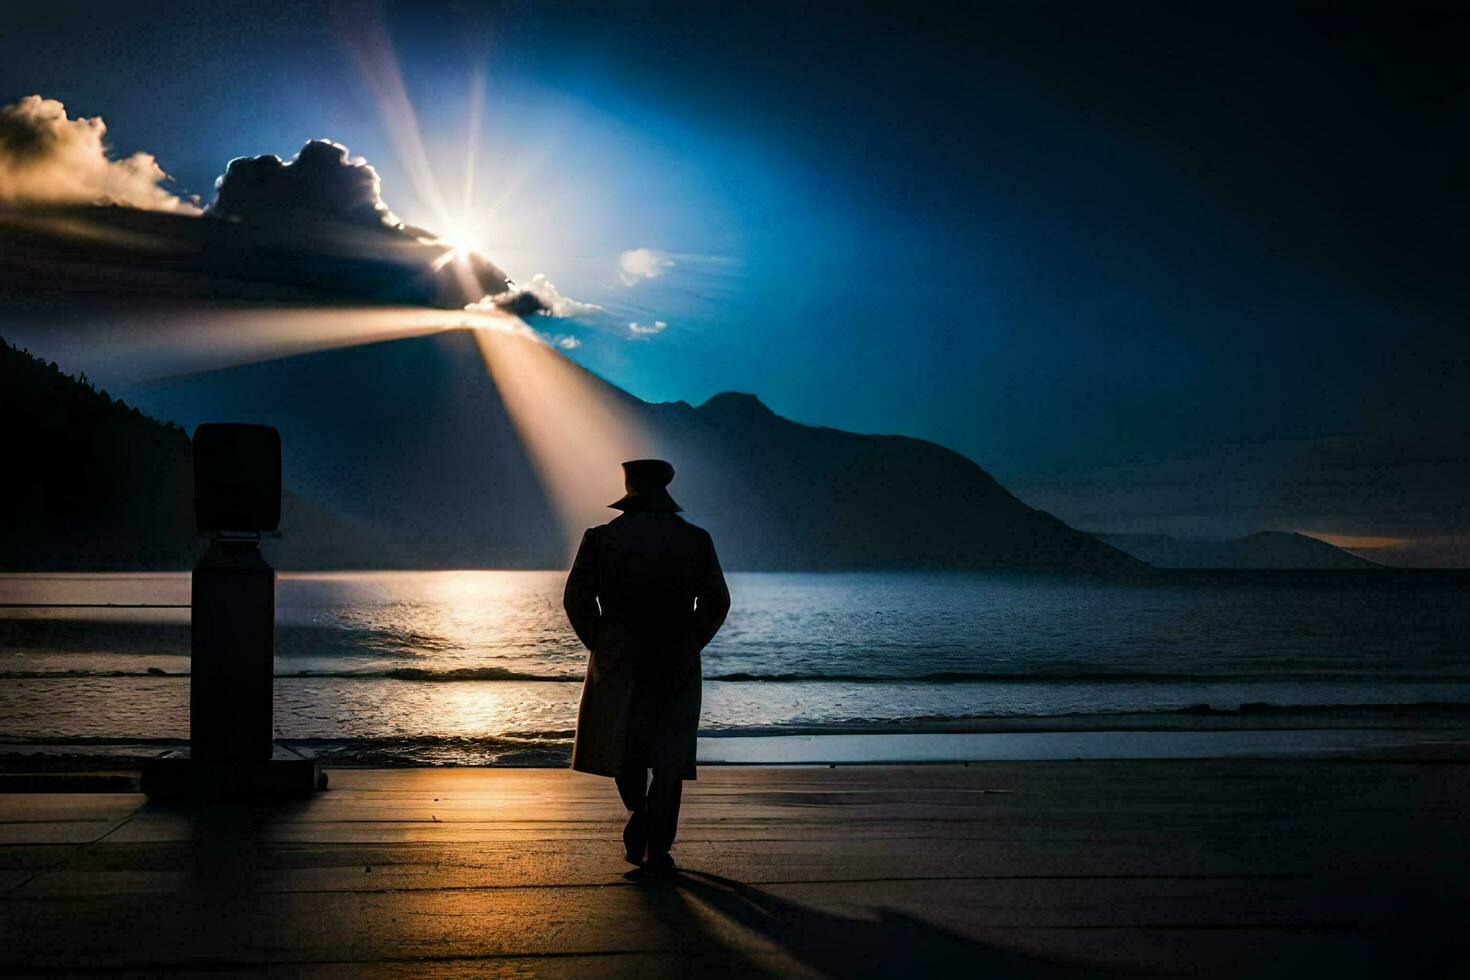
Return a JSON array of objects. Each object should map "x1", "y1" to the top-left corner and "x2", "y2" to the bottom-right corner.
[
  {"x1": 333, "y1": 6, "x2": 451, "y2": 225},
  {"x1": 463, "y1": 64, "x2": 486, "y2": 219},
  {"x1": 471, "y1": 327, "x2": 655, "y2": 556}
]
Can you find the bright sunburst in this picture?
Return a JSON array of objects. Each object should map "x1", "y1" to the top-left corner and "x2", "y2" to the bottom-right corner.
[
  {"x1": 441, "y1": 217, "x2": 489, "y2": 260},
  {"x1": 430, "y1": 218, "x2": 490, "y2": 271}
]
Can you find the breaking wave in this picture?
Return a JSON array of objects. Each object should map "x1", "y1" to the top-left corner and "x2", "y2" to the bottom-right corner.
[
  {"x1": 5, "y1": 703, "x2": 1470, "y2": 767},
  {"x1": 8, "y1": 667, "x2": 1470, "y2": 684}
]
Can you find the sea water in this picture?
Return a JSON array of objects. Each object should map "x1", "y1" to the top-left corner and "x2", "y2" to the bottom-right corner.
[{"x1": 2, "y1": 570, "x2": 1468, "y2": 764}]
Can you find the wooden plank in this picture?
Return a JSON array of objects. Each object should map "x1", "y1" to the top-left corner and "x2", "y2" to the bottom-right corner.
[{"x1": 0, "y1": 761, "x2": 1466, "y2": 974}]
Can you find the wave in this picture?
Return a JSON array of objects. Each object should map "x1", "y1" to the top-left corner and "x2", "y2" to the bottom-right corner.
[
  {"x1": 0, "y1": 734, "x2": 573, "y2": 768},
  {"x1": 5, "y1": 703, "x2": 1469, "y2": 766},
  {"x1": 693, "y1": 702, "x2": 1470, "y2": 738},
  {"x1": 6, "y1": 703, "x2": 1469, "y2": 743},
  {"x1": 0, "y1": 667, "x2": 578, "y2": 681},
  {"x1": 0, "y1": 732, "x2": 578, "y2": 746},
  {"x1": 373, "y1": 667, "x2": 575, "y2": 682},
  {"x1": 705, "y1": 670, "x2": 1470, "y2": 684},
  {"x1": 5, "y1": 705, "x2": 1464, "y2": 764},
  {"x1": 0, "y1": 619, "x2": 509, "y2": 659},
  {"x1": 0, "y1": 668, "x2": 183, "y2": 679},
  {"x1": 0, "y1": 735, "x2": 189, "y2": 746},
  {"x1": 10, "y1": 667, "x2": 1470, "y2": 685}
]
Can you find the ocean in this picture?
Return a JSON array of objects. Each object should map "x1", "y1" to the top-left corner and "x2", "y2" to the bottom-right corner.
[{"x1": 3, "y1": 570, "x2": 1468, "y2": 765}]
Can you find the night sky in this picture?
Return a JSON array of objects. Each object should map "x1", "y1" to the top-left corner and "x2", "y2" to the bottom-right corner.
[{"x1": 2, "y1": 1, "x2": 1466, "y2": 563}]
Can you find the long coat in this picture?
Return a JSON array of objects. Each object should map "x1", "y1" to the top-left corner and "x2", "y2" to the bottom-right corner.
[{"x1": 563, "y1": 509, "x2": 730, "y2": 780}]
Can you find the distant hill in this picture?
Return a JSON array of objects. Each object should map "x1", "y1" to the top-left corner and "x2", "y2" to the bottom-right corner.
[
  {"x1": 126, "y1": 328, "x2": 1143, "y2": 573},
  {"x1": 1, "y1": 338, "x2": 196, "y2": 569},
  {"x1": 642, "y1": 390, "x2": 1139, "y2": 571},
  {"x1": 1097, "y1": 531, "x2": 1379, "y2": 569},
  {"x1": 0, "y1": 337, "x2": 389, "y2": 571},
  {"x1": 5, "y1": 328, "x2": 1142, "y2": 572}
]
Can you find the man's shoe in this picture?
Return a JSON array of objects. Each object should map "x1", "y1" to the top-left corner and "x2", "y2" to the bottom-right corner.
[
  {"x1": 643, "y1": 852, "x2": 676, "y2": 877},
  {"x1": 623, "y1": 812, "x2": 646, "y2": 865}
]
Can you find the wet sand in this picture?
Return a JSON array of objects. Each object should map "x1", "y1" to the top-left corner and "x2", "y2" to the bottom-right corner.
[{"x1": 2, "y1": 759, "x2": 1468, "y2": 976}]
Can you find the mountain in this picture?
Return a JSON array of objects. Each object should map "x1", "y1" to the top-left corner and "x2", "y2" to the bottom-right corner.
[
  {"x1": 0, "y1": 337, "x2": 391, "y2": 571},
  {"x1": 1096, "y1": 531, "x2": 1379, "y2": 569},
  {"x1": 126, "y1": 328, "x2": 1142, "y2": 572},
  {"x1": 640, "y1": 391, "x2": 1137, "y2": 570},
  {"x1": 4, "y1": 328, "x2": 1141, "y2": 572},
  {"x1": 1, "y1": 338, "x2": 196, "y2": 569}
]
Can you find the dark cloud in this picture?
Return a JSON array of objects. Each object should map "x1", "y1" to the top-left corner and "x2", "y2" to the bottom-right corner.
[
  {"x1": 0, "y1": 203, "x2": 510, "y2": 310},
  {"x1": 490, "y1": 289, "x2": 548, "y2": 317},
  {"x1": 209, "y1": 140, "x2": 394, "y2": 227},
  {"x1": 0, "y1": 136, "x2": 514, "y2": 310},
  {"x1": 0, "y1": 114, "x2": 609, "y2": 329},
  {"x1": 473, "y1": 273, "x2": 603, "y2": 319}
]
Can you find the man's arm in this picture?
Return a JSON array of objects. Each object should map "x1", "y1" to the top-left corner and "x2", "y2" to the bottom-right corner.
[
  {"x1": 692, "y1": 531, "x2": 731, "y2": 650},
  {"x1": 563, "y1": 529, "x2": 601, "y2": 651}
]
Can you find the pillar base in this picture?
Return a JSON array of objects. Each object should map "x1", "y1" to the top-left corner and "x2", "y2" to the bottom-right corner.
[{"x1": 141, "y1": 743, "x2": 325, "y2": 800}]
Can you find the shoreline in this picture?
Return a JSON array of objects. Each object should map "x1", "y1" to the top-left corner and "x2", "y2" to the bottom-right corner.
[{"x1": 7, "y1": 723, "x2": 1470, "y2": 774}]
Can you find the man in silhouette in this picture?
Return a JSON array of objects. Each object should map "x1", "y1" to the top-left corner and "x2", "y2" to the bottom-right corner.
[{"x1": 564, "y1": 459, "x2": 730, "y2": 877}]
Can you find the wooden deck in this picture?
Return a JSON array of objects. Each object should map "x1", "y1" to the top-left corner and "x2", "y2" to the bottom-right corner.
[{"x1": 2, "y1": 761, "x2": 1467, "y2": 976}]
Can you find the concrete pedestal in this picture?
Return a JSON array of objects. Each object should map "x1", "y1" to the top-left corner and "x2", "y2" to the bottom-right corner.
[
  {"x1": 141, "y1": 527, "x2": 324, "y2": 800},
  {"x1": 190, "y1": 538, "x2": 274, "y2": 762},
  {"x1": 140, "y1": 743, "x2": 325, "y2": 800}
]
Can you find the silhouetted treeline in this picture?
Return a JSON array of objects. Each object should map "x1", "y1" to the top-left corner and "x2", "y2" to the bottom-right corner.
[{"x1": 0, "y1": 338, "x2": 199, "y2": 569}]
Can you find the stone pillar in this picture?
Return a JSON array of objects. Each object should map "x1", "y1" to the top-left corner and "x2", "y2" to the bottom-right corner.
[
  {"x1": 144, "y1": 422, "x2": 319, "y2": 798},
  {"x1": 191, "y1": 536, "x2": 275, "y2": 762},
  {"x1": 188, "y1": 422, "x2": 282, "y2": 763}
]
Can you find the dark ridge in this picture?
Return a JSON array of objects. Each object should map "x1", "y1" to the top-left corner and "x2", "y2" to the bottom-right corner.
[
  {"x1": 9, "y1": 329, "x2": 1145, "y2": 572},
  {"x1": 0, "y1": 335, "x2": 396, "y2": 571},
  {"x1": 698, "y1": 391, "x2": 776, "y2": 417},
  {"x1": 0, "y1": 337, "x2": 198, "y2": 570}
]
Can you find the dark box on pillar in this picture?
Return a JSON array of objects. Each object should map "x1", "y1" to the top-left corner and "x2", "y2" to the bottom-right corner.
[{"x1": 193, "y1": 423, "x2": 281, "y2": 533}]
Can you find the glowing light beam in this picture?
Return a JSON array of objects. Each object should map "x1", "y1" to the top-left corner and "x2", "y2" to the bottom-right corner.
[{"x1": 472, "y1": 326, "x2": 655, "y2": 557}]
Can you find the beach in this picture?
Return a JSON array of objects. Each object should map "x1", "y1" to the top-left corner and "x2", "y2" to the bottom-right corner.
[
  {"x1": 5, "y1": 569, "x2": 1469, "y2": 974},
  {"x1": 3, "y1": 756, "x2": 1468, "y2": 976}
]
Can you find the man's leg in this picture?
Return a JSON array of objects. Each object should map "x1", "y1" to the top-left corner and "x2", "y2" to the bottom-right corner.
[
  {"x1": 644, "y1": 768, "x2": 684, "y2": 869},
  {"x1": 615, "y1": 769, "x2": 647, "y2": 811},
  {"x1": 615, "y1": 768, "x2": 648, "y2": 863}
]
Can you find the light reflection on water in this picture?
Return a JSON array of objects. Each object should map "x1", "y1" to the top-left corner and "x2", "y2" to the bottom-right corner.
[{"x1": 3, "y1": 569, "x2": 1470, "y2": 763}]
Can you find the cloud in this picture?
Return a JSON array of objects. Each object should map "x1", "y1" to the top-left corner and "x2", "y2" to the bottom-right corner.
[
  {"x1": 618, "y1": 247, "x2": 674, "y2": 285},
  {"x1": 0, "y1": 100, "x2": 674, "y2": 334},
  {"x1": 209, "y1": 139, "x2": 397, "y2": 227},
  {"x1": 0, "y1": 127, "x2": 516, "y2": 309},
  {"x1": 477, "y1": 273, "x2": 604, "y2": 318},
  {"x1": 472, "y1": 274, "x2": 675, "y2": 345},
  {"x1": 201, "y1": 138, "x2": 509, "y2": 303},
  {"x1": 0, "y1": 96, "x2": 198, "y2": 213}
]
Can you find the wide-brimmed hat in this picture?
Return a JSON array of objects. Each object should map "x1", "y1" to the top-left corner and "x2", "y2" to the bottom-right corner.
[{"x1": 608, "y1": 458, "x2": 681, "y2": 512}]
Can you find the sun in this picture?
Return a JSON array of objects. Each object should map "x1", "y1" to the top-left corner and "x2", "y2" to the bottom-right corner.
[
  {"x1": 430, "y1": 217, "x2": 491, "y2": 274},
  {"x1": 441, "y1": 219, "x2": 487, "y2": 259}
]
